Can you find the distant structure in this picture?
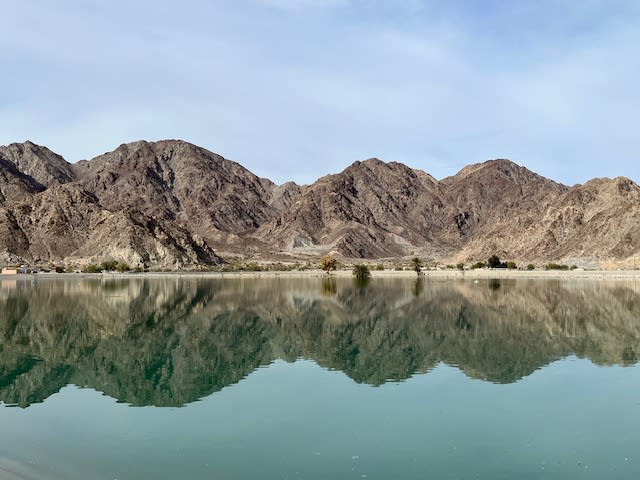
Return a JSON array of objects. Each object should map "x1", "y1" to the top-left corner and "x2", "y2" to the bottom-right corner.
[{"x1": 0, "y1": 266, "x2": 34, "y2": 274}]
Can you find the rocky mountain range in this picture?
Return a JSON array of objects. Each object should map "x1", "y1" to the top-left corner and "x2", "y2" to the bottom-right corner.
[{"x1": 1, "y1": 139, "x2": 639, "y2": 268}]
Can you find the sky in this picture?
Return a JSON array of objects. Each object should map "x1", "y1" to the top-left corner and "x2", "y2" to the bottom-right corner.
[{"x1": 1, "y1": 0, "x2": 639, "y2": 185}]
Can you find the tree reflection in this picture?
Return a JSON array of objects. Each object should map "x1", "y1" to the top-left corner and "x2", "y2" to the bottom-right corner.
[{"x1": 1, "y1": 277, "x2": 640, "y2": 407}]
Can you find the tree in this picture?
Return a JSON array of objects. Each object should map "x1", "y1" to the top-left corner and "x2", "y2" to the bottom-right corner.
[
  {"x1": 100, "y1": 259, "x2": 119, "y2": 271},
  {"x1": 352, "y1": 264, "x2": 371, "y2": 280},
  {"x1": 487, "y1": 255, "x2": 506, "y2": 269},
  {"x1": 320, "y1": 255, "x2": 338, "y2": 275},
  {"x1": 321, "y1": 277, "x2": 337, "y2": 296},
  {"x1": 506, "y1": 261, "x2": 517, "y2": 270},
  {"x1": 410, "y1": 257, "x2": 423, "y2": 275}
]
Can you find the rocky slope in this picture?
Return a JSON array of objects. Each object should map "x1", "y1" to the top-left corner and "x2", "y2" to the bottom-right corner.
[
  {"x1": 0, "y1": 139, "x2": 639, "y2": 266},
  {"x1": 0, "y1": 141, "x2": 76, "y2": 186},
  {"x1": 0, "y1": 142, "x2": 223, "y2": 267},
  {"x1": 0, "y1": 155, "x2": 45, "y2": 205},
  {"x1": 73, "y1": 140, "x2": 278, "y2": 240},
  {"x1": 256, "y1": 159, "x2": 450, "y2": 257}
]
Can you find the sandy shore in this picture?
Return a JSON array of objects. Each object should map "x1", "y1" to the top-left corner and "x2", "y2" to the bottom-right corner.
[{"x1": 3, "y1": 268, "x2": 640, "y2": 280}]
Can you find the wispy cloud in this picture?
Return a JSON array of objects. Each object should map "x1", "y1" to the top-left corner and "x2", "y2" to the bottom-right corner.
[
  {"x1": 251, "y1": 0, "x2": 347, "y2": 11},
  {"x1": 0, "y1": 0, "x2": 638, "y2": 185}
]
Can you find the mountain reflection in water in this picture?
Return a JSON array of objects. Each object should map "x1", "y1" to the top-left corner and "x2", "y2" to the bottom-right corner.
[{"x1": 1, "y1": 277, "x2": 639, "y2": 408}]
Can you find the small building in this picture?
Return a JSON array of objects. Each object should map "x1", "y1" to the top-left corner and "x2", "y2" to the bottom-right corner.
[{"x1": 1, "y1": 268, "x2": 18, "y2": 275}]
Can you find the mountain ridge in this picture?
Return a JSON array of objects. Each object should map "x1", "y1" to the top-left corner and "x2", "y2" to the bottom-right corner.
[{"x1": 1, "y1": 139, "x2": 638, "y2": 268}]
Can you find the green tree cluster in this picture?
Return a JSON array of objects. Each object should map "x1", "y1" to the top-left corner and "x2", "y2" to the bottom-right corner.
[
  {"x1": 84, "y1": 260, "x2": 131, "y2": 273},
  {"x1": 544, "y1": 263, "x2": 577, "y2": 271}
]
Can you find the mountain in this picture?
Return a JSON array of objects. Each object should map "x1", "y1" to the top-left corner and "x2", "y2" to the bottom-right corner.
[
  {"x1": 439, "y1": 159, "x2": 570, "y2": 261},
  {"x1": 444, "y1": 165, "x2": 640, "y2": 264},
  {"x1": 0, "y1": 155, "x2": 45, "y2": 205},
  {"x1": 257, "y1": 159, "x2": 451, "y2": 258},
  {"x1": 0, "y1": 138, "x2": 639, "y2": 267},
  {"x1": 74, "y1": 140, "x2": 278, "y2": 240},
  {"x1": 0, "y1": 141, "x2": 223, "y2": 267},
  {"x1": 0, "y1": 141, "x2": 76, "y2": 186}
]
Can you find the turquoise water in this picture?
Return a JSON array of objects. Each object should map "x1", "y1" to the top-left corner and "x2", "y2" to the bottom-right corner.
[{"x1": 1, "y1": 277, "x2": 639, "y2": 479}]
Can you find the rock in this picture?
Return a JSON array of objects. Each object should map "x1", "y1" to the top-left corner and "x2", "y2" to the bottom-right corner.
[
  {"x1": 0, "y1": 140, "x2": 76, "y2": 186},
  {"x1": 1, "y1": 139, "x2": 639, "y2": 266}
]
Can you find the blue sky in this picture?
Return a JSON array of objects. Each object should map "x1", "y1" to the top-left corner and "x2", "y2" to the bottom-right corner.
[{"x1": 1, "y1": 0, "x2": 639, "y2": 185}]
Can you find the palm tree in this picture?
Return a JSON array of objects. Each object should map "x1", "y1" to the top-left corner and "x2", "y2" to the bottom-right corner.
[{"x1": 410, "y1": 257, "x2": 423, "y2": 275}]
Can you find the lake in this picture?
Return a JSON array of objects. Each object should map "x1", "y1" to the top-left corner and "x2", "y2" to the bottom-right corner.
[{"x1": 1, "y1": 276, "x2": 639, "y2": 479}]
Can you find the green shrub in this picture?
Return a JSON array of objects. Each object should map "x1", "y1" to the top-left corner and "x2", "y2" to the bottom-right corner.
[
  {"x1": 100, "y1": 260, "x2": 119, "y2": 271},
  {"x1": 375, "y1": 263, "x2": 385, "y2": 271},
  {"x1": 527, "y1": 264, "x2": 535, "y2": 270},
  {"x1": 116, "y1": 262, "x2": 130, "y2": 272},
  {"x1": 352, "y1": 264, "x2": 371, "y2": 280},
  {"x1": 545, "y1": 263, "x2": 569, "y2": 271},
  {"x1": 506, "y1": 261, "x2": 517, "y2": 270},
  {"x1": 84, "y1": 264, "x2": 102, "y2": 273}
]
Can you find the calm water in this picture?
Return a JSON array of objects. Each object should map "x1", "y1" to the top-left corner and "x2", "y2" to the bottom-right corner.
[{"x1": 1, "y1": 276, "x2": 639, "y2": 479}]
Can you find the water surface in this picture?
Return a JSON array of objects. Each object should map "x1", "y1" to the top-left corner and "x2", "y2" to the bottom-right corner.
[{"x1": 1, "y1": 277, "x2": 639, "y2": 479}]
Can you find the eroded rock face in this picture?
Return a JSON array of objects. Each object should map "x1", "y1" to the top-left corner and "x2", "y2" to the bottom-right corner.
[
  {"x1": 0, "y1": 141, "x2": 224, "y2": 267},
  {"x1": 74, "y1": 140, "x2": 277, "y2": 239},
  {"x1": 256, "y1": 159, "x2": 450, "y2": 257},
  {"x1": 444, "y1": 164, "x2": 640, "y2": 264},
  {"x1": 0, "y1": 141, "x2": 76, "y2": 187},
  {"x1": 0, "y1": 139, "x2": 639, "y2": 265},
  {"x1": 0, "y1": 155, "x2": 45, "y2": 205}
]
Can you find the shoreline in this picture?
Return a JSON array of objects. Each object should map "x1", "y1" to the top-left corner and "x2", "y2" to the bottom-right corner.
[{"x1": 2, "y1": 269, "x2": 640, "y2": 280}]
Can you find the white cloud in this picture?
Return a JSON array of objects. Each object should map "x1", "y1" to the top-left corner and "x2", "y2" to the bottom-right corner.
[{"x1": 1, "y1": 0, "x2": 639, "y2": 185}]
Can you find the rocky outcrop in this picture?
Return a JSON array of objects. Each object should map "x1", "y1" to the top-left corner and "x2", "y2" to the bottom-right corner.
[
  {"x1": 0, "y1": 183, "x2": 220, "y2": 267},
  {"x1": 0, "y1": 141, "x2": 76, "y2": 186},
  {"x1": 0, "y1": 139, "x2": 639, "y2": 266},
  {"x1": 74, "y1": 140, "x2": 277, "y2": 241},
  {"x1": 0, "y1": 141, "x2": 225, "y2": 267},
  {"x1": 446, "y1": 165, "x2": 640, "y2": 264},
  {"x1": 257, "y1": 159, "x2": 451, "y2": 257},
  {"x1": 0, "y1": 155, "x2": 45, "y2": 205}
]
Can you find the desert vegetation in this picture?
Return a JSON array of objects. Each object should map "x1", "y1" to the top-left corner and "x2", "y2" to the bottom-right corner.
[{"x1": 352, "y1": 264, "x2": 371, "y2": 280}]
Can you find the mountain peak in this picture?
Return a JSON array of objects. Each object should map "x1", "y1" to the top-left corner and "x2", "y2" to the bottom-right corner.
[
  {"x1": 0, "y1": 141, "x2": 75, "y2": 186},
  {"x1": 445, "y1": 158, "x2": 566, "y2": 188},
  {"x1": 1, "y1": 139, "x2": 638, "y2": 266}
]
